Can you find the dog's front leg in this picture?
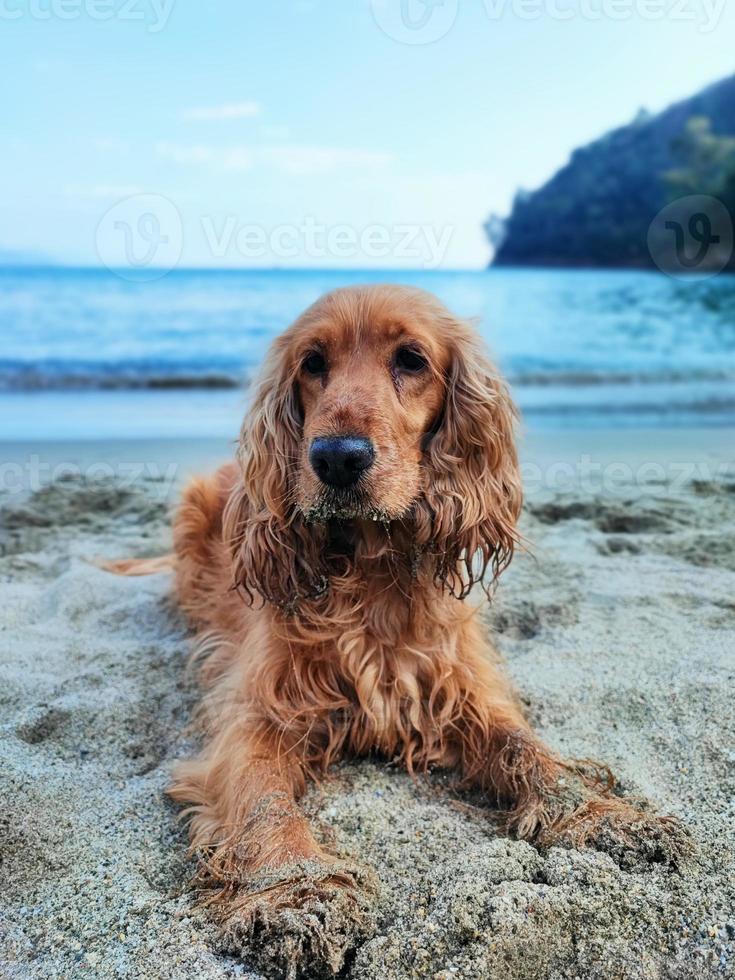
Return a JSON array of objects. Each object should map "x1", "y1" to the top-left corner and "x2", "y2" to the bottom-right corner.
[
  {"x1": 169, "y1": 725, "x2": 376, "y2": 978},
  {"x1": 451, "y1": 638, "x2": 690, "y2": 868}
]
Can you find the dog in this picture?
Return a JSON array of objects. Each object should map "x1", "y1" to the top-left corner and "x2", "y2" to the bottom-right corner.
[{"x1": 109, "y1": 285, "x2": 685, "y2": 978}]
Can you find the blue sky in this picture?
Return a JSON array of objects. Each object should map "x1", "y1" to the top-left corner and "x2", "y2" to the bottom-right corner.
[{"x1": 1, "y1": 0, "x2": 734, "y2": 268}]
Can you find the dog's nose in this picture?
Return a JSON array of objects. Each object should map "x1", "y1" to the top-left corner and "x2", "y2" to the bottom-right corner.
[{"x1": 309, "y1": 436, "x2": 375, "y2": 488}]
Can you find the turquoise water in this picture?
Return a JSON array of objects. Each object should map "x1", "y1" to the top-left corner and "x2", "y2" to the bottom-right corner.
[{"x1": 1, "y1": 266, "x2": 734, "y2": 439}]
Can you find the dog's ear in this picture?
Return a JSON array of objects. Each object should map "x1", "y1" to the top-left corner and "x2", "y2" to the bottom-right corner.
[
  {"x1": 417, "y1": 323, "x2": 522, "y2": 599},
  {"x1": 222, "y1": 339, "x2": 327, "y2": 609}
]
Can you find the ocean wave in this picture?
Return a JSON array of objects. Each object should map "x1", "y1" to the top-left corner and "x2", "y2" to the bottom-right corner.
[
  {"x1": 521, "y1": 396, "x2": 735, "y2": 415},
  {"x1": 508, "y1": 368, "x2": 735, "y2": 387},
  {"x1": 1, "y1": 362, "x2": 734, "y2": 393},
  {"x1": 0, "y1": 363, "x2": 244, "y2": 391}
]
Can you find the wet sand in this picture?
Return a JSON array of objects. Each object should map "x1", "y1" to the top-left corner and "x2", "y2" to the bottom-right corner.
[{"x1": 1, "y1": 429, "x2": 734, "y2": 979}]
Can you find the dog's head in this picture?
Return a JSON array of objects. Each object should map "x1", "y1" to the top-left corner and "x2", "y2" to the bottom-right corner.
[{"x1": 225, "y1": 285, "x2": 522, "y2": 607}]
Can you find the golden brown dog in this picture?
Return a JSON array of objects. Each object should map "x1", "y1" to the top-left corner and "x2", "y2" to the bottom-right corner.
[{"x1": 110, "y1": 284, "x2": 685, "y2": 977}]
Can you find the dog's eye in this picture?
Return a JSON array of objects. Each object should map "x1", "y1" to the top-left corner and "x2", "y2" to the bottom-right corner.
[
  {"x1": 394, "y1": 346, "x2": 427, "y2": 374},
  {"x1": 302, "y1": 351, "x2": 327, "y2": 375}
]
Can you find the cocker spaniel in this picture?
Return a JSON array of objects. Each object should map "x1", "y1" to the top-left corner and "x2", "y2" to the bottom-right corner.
[{"x1": 110, "y1": 285, "x2": 685, "y2": 978}]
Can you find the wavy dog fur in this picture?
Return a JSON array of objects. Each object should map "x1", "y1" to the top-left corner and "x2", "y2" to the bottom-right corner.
[{"x1": 117, "y1": 285, "x2": 686, "y2": 977}]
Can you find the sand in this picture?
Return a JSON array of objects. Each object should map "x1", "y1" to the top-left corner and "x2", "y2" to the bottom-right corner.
[{"x1": 1, "y1": 430, "x2": 734, "y2": 980}]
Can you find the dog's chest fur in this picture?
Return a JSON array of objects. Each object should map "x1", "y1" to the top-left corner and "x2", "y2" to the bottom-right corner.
[{"x1": 250, "y1": 554, "x2": 475, "y2": 771}]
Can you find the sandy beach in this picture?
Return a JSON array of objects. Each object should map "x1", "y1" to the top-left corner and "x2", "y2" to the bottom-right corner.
[{"x1": 1, "y1": 428, "x2": 734, "y2": 979}]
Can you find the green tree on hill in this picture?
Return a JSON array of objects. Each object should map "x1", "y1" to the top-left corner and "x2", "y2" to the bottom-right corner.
[{"x1": 664, "y1": 115, "x2": 735, "y2": 203}]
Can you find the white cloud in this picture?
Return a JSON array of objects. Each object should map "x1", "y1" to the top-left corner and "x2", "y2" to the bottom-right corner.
[
  {"x1": 156, "y1": 141, "x2": 215, "y2": 165},
  {"x1": 156, "y1": 141, "x2": 254, "y2": 171},
  {"x1": 181, "y1": 102, "x2": 261, "y2": 122},
  {"x1": 155, "y1": 141, "x2": 392, "y2": 175}
]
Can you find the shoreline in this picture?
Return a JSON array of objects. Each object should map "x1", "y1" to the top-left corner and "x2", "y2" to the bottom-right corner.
[{"x1": 3, "y1": 387, "x2": 735, "y2": 441}]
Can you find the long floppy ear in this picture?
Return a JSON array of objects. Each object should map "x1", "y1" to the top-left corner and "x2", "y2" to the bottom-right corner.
[
  {"x1": 222, "y1": 338, "x2": 327, "y2": 609},
  {"x1": 418, "y1": 323, "x2": 522, "y2": 600}
]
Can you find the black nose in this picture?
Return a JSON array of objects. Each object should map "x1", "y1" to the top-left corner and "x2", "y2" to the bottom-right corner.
[{"x1": 309, "y1": 436, "x2": 375, "y2": 488}]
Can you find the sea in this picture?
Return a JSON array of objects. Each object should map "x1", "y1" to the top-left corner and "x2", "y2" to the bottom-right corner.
[{"x1": 1, "y1": 266, "x2": 734, "y2": 440}]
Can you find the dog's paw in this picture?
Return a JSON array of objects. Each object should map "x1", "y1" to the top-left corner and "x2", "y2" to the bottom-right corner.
[
  {"x1": 220, "y1": 859, "x2": 377, "y2": 979},
  {"x1": 582, "y1": 811, "x2": 693, "y2": 872},
  {"x1": 539, "y1": 798, "x2": 693, "y2": 871}
]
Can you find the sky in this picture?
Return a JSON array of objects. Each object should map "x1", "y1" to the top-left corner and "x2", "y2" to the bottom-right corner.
[{"x1": 1, "y1": 0, "x2": 734, "y2": 269}]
